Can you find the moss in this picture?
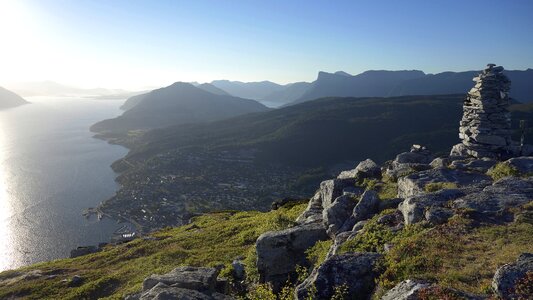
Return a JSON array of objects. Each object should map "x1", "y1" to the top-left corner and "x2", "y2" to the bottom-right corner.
[
  {"x1": 0, "y1": 203, "x2": 306, "y2": 299},
  {"x1": 424, "y1": 182, "x2": 458, "y2": 193},
  {"x1": 487, "y1": 162, "x2": 520, "y2": 180},
  {"x1": 305, "y1": 240, "x2": 333, "y2": 269}
]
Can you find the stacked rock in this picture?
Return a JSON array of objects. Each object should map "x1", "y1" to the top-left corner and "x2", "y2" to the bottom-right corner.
[{"x1": 458, "y1": 64, "x2": 512, "y2": 158}]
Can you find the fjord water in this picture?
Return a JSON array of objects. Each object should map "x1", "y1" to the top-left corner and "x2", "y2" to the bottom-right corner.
[{"x1": 0, "y1": 97, "x2": 128, "y2": 271}]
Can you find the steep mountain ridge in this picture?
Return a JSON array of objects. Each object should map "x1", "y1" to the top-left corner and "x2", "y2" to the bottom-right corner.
[{"x1": 91, "y1": 82, "x2": 268, "y2": 137}]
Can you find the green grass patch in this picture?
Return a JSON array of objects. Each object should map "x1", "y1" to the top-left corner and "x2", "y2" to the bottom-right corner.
[
  {"x1": 378, "y1": 214, "x2": 533, "y2": 294},
  {"x1": 424, "y1": 182, "x2": 458, "y2": 193},
  {"x1": 305, "y1": 240, "x2": 333, "y2": 269},
  {"x1": 360, "y1": 178, "x2": 398, "y2": 200},
  {"x1": 487, "y1": 162, "x2": 520, "y2": 180},
  {"x1": 0, "y1": 203, "x2": 306, "y2": 299}
]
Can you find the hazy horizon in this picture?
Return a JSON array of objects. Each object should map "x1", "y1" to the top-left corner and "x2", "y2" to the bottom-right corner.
[{"x1": 1, "y1": 0, "x2": 533, "y2": 90}]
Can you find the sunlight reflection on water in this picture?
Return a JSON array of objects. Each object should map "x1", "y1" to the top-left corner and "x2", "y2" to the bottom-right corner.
[
  {"x1": 0, "y1": 122, "x2": 14, "y2": 271},
  {"x1": 0, "y1": 97, "x2": 129, "y2": 271}
]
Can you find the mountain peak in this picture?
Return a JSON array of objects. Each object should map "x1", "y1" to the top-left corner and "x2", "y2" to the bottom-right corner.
[{"x1": 334, "y1": 71, "x2": 352, "y2": 76}]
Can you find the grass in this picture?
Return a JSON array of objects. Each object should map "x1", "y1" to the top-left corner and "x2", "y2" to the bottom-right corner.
[
  {"x1": 424, "y1": 182, "x2": 458, "y2": 193},
  {"x1": 305, "y1": 240, "x2": 333, "y2": 269},
  {"x1": 360, "y1": 178, "x2": 398, "y2": 200},
  {"x1": 487, "y1": 162, "x2": 521, "y2": 181},
  {"x1": 0, "y1": 203, "x2": 306, "y2": 300},
  {"x1": 378, "y1": 212, "x2": 533, "y2": 294},
  {"x1": 338, "y1": 209, "x2": 426, "y2": 255}
]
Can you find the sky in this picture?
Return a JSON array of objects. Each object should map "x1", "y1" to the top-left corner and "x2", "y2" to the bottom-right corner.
[{"x1": 1, "y1": 0, "x2": 533, "y2": 90}]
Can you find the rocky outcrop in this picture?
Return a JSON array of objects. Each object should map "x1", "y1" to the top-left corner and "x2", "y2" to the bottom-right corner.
[
  {"x1": 337, "y1": 159, "x2": 381, "y2": 181},
  {"x1": 385, "y1": 145, "x2": 433, "y2": 180},
  {"x1": 452, "y1": 177, "x2": 533, "y2": 216},
  {"x1": 295, "y1": 252, "x2": 382, "y2": 300},
  {"x1": 296, "y1": 178, "x2": 359, "y2": 224},
  {"x1": 381, "y1": 280, "x2": 485, "y2": 300},
  {"x1": 135, "y1": 267, "x2": 232, "y2": 300},
  {"x1": 380, "y1": 280, "x2": 431, "y2": 300},
  {"x1": 323, "y1": 194, "x2": 358, "y2": 236},
  {"x1": 338, "y1": 190, "x2": 380, "y2": 233},
  {"x1": 256, "y1": 223, "x2": 328, "y2": 291},
  {"x1": 397, "y1": 168, "x2": 491, "y2": 198},
  {"x1": 142, "y1": 267, "x2": 218, "y2": 293},
  {"x1": 506, "y1": 156, "x2": 533, "y2": 174},
  {"x1": 398, "y1": 189, "x2": 465, "y2": 225},
  {"x1": 492, "y1": 253, "x2": 533, "y2": 300}
]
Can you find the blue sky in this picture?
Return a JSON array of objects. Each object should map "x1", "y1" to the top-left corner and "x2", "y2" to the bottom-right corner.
[{"x1": 1, "y1": 0, "x2": 532, "y2": 89}]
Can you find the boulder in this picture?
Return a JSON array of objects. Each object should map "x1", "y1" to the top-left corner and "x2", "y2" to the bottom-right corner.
[
  {"x1": 323, "y1": 195, "x2": 358, "y2": 236},
  {"x1": 320, "y1": 178, "x2": 357, "y2": 209},
  {"x1": 295, "y1": 252, "x2": 382, "y2": 300},
  {"x1": 492, "y1": 253, "x2": 533, "y2": 299},
  {"x1": 506, "y1": 156, "x2": 533, "y2": 174},
  {"x1": 453, "y1": 177, "x2": 533, "y2": 215},
  {"x1": 450, "y1": 158, "x2": 497, "y2": 173},
  {"x1": 139, "y1": 282, "x2": 233, "y2": 300},
  {"x1": 337, "y1": 159, "x2": 381, "y2": 181},
  {"x1": 380, "y1": 279, "x2": 430, "y2": 300},
  {"x1": 296, "y1": 192, "x2": 323, "y2": 224},
  {"x1": 397, "y1": 168, "x2": 491, "y2": 198},
  {"x1": 231, "y1": 260, "x2": 245, "y2": 281},
  {"x1": 394, "y1": 151, "x2": 432, "y2": 166},
  {"x1": 142, "y1": 267, "x2": 218, "y2": 293},
  {"x1": 425, "y1": 207, "x2": 453, "y2": 225},
  {"x1": 380, "y1": 279, "x2": 485, "y2": 300},
  {"x1": 399, "y1": 189, "x2": 465, "y2": 225},
  {"x1": 430, "y1": 157, "x2": 449, "y2": 169},
  {"x1": 297, "y1": 179, "x2": 358, "y2": 225},
  {"x1": 256, "y1": 223, "x2": 328, "y2": 291},
  {"x1": 353, "y1": 190, "x2": 380, "y2": 222},
  {"x1": 338, "y1": 190, "x2": 380, "y2": 233}
]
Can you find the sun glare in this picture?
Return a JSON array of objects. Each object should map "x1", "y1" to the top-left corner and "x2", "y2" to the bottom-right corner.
[{"x1": 0, "y1": 120, "x2": 14, "y2": 271}]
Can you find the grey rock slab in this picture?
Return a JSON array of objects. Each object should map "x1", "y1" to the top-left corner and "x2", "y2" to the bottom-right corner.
[
  {"x1": 380, "y1": 279, "x2": 431, "y2": 300},
  {"x1": 399, "y1": 189, "x2": 465, "y2": 225},
  {"x1": 492, "y1": 253, "x2": 533, "y2": 300},
  {"x1": 506, "y1": 156, "x2": 533, "y2": 174},
  {"x1": 256, "y1": 223, "x2": 328, "y2": 291},
  {"x1": 323, "y1": 194, "x2": 358, "y2": 236},
  {"x1": 142, "y1": 267, "x2": 218, "y2": 293},
  {"x1": 295, "y1": 252, "x2": 382, "y2": 300},
  {"x1": 337, "y1": 159, "x2": 381, "y2": 181},
  {"x1": 453, "y1": 177, "x2": 533, "y2": 214},
  {"x1": 397, "y1": 168, "x2": 491, "y2": 198}
]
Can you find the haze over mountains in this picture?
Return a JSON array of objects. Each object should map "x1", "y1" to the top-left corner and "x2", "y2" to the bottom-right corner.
[
  {"x1": 4, "y1": 81, "x2": 131, "y2": 97},
  {"x1": 0, "y1": 86, "x2": 28, "y2": 109}
]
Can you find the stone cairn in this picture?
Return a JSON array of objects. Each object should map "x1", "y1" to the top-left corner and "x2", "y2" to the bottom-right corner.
[{"x1": 455, "y1": 64, "x2": 512, "y2": 158}]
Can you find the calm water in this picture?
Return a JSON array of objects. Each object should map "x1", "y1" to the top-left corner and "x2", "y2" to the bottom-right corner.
[{"x1": 0, "y1": 97, "x2": 129, "y2": 271}]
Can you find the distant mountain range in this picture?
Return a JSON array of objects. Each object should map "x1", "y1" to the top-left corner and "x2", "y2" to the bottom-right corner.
[
  {"x1": 91, "y1": 82, "x2": 268, "y2": 138},
  {"x1": 0, "y1": 86, "x2": 28, "y2": 109},
  {"x1": 290, "y1": 70, "x2": 426, "y2": 105},
  {"x1": 150, "y1": 68, "x2": 532, "y2": 108},
  {"x1": 210, "y1": 80, "x2": 285, "y2": 100}
]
